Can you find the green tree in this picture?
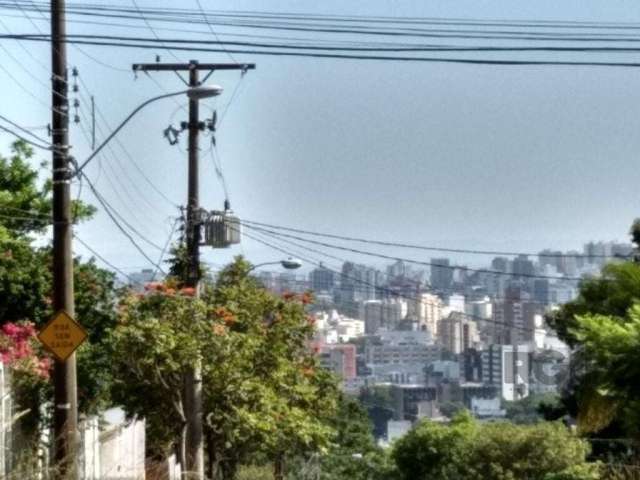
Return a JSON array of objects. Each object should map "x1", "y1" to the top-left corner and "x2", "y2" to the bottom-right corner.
[
  {"x1": 547, "y1": 261, "x2": 640, "y2": 347},
  {"x1": 438, "y1": 401, "x2": 466, "y2": 420},
  {"x1": 568, "y1": 304, "x2": 640, "y2": 438},
  {"x1": 392, "y1": 411, "x2": 477, "y2": 480},
  {"x1": 288, "y1": 396, "x2": 395, "y2": 480},
  {"x1": 546, "y1": 226, "x2": 640, "y2": 443},
  {"x1": 108, "y1": 258, "x2": 341, "y2": 479},
  {"x1": 504, "y1": 393, "x2": 563, "y2": 424},
  {"x1": 0, "y1": 141, "x2": 51, "y2": 235},
  {"x1": 201, "y1": 259, "x2": 338, "y2": 479},
  {"x1": 392, "y1": 413, "x2": 598, "y2": 480},
  {"x1": 0, "y1": 141, "x2": 117, "y2": 421},
  {"x1": 108, "y1": 283, "x2": 208, "y2": 460},
  {"x1": 359, "y1": 386, "x2": 394, "y2": 439}
]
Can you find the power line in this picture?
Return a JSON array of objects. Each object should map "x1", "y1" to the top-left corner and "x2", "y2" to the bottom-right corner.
[
  {"x1": 131, "y1": 0, "x2": 181, "y2": 62},
  {"x1": 80, "y1": 173, "x2": 167, "y2": 268},
  {"x1": 0, "y1": 57, "x2": 66, "y2": 116},
  {"x1": 217, "y1": 70, "x2": 246, "y2": 128},
  {"x1": 75, "y1": 72, "x2": 181, "y2": 209},
  {"x1": 16, "y1": 32, "x2": 640, "y2": 51},
  {"x1": 11, "y1": 3, "x2": 640, "y2": 40},
  {"x1": 208, "y1": 140, "x2": 230, "y2": 203},
  {"x1": 75, "y1": 94, "x2": 174, "y2": 229},
  {"x1": 242, "y1": 228, "x2": 538, "y2": 333},
  {"x1": 23, "y1": 32, "x2": 640, "y2": 52},
  {"x1": 0, "y1": 205, "x2": 50, "y2": 218},
  {"x1": 0, "y1": 113, "x2": 51, "y2": 145},
  {"x1": 248, "y1": 224, "x2": 561, "y2": 307},
  {"x1": 75, "y1": 113, "x2": 163, "y2": 236},
  {"x1": 241, "y1": 223, "x2": 590, "y2": 281},
  {"x1": 9, "y1": 35, "x2": 640, "y2": 68},
  {"x1": 194, "y1": 0, "x2": 237, "y2": 63},
  {"x1": 151, "y1": 216, "x2": 178, "y2": 281},
  {"x1": 241, "y1": 219, "x2": 623, "y2": 259},
  {"x1": 74, "y1": 234, "x2": 136, "y2": 282},
  {"x1": 0, "y1": 124, "x2": 52, "y2": 151}
]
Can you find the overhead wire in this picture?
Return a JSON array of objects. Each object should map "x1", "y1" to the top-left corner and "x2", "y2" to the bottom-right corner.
[
  {"x1": 241, "y1": 219, "x2": 623, "y2": 259},
  {"x1": 208, "y1": 140, "x2": 229, "y2": 203},
  {"x1": 0, "y1": 124, "x2": 53, "y2": 151},
  {"x1": 246, "y1": 223, "x2": 562, "y2": 307},
  {"x1": 76, "y1": 73, "x2": 181, "y2": 208},
  {"x1": 0, "y1": 14, "x2": 48, "y2": 71},
  {"x1": 151, "y1": 216, "x2": 178, "y2": 281},
  {"x1": 80, "y1": 171, "x2": 164, "y2": 251},
  {"x1": 241, "y1": 227, "x2": 538, "y2": 333},
  {"x1": 8, "y1": 2, "x2": 640, "y2": 31},
  {"x1": 10, "y1": 3, "x2": 640, "y2": 38},
  {"x1": 241, "y1": 223, "x2": 590, "y2": 281},
  {"x1": 9, "y1": 35, "x2": 640, "y2": 68},
  {"x1": 80, "y1": 172, "x2": 167, "y2": 273},
  {"x1": 75, "y1": 111, "x2": 160, "y2": 235},
  {"x1": 21, "y1": 0, "x2": 130, "y2": 72},
  {"x1": 194, "y1": 0, "x2": 237, "y2": 63},
  {"x1": 74, "y1": 234, "x2": 136, "y2": 282},
  {"x1": 130, "y1": 0, "x2": 181, "y2": 62},
  {"x1": 0, "y1": 113, "x2": 51, "y2": 145},
  {"x1": 75, "y1": 93, "x2": 173, "y2": 228}
]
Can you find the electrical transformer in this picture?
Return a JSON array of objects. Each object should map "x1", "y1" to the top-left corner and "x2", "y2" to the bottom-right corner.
[{"x1": 203, "y1": 207, "x2": 241, "y2": 248}]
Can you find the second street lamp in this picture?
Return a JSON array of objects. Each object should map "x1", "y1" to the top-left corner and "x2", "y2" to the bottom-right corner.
[{"x1": 246, "y1": 258, "x2": 304, "y2": 276}]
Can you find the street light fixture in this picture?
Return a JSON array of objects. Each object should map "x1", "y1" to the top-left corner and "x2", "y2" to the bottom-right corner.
[
  {"x1": 74, "y1": 85, "x2": 223, "y2": 176},
  {"x1": 187, "y1": 84, "x2": 224, "y2": 100},
  {"x1": 246, "y1": 258, "x2": 303, "y2": 275}
]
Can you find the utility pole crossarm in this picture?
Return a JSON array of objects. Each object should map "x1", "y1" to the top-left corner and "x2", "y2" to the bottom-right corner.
[{"x1": 132, "y1": 62, "x2": 255, "y2": 72}]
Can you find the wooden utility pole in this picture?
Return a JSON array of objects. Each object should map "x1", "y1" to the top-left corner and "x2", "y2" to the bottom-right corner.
[
  {"x1": 132, "y1": 60, "x2": 254, "y2": 479},
  {"x1": 51, "y1": 0, "x2": 78, "y2": 477}
]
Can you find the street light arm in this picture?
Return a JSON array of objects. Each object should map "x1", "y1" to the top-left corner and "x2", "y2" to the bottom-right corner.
[
  {"x1": 246, "y1": 261, "x2": 282, "y2": 275},
  {"x1": 74, "y1": 89, "x2": 190, "y2": 176}
]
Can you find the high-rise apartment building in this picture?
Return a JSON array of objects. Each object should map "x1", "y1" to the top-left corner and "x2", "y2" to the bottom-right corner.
[
  {"x1": 309, "y1": 263, "x2": 335, "y2": 292},
  {"x1": 438, "y1": 312, "x2": 480, "y2": 355},
  {"x1": 430, "y1": 258, "x2": 453, "y2": 291}
]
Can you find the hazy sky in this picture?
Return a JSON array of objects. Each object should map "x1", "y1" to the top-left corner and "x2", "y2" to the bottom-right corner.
[{"x1": 2, "y1": 0, "x2": 640, "y2": 275}]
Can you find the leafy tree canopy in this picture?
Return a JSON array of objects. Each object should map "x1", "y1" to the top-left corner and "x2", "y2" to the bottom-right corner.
[
  {"x1": 392, "y1": 412, "x2": 598, "y2": 480},
  {"x1": 108, "y1": 258, "x2": 341, "y2": 479},
  {"x1": 0, "y1": 141, "x2": 117, "y2": 415}
]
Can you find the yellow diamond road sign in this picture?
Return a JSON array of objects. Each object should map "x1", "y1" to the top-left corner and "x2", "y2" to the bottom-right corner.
[{"x1": 38, "y1": 310, "x2": 88, "y2": 362}]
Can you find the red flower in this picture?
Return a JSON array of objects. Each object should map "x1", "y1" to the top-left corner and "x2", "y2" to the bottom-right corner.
[
  {"x1": 144, "y1": 282, "x2": 164, "y2": 291},
  {"x1": 179, "y1": 287, "x2": 196, "y2": 297},
  {"x1": 301, "y1": 292, "x2": 314, "y2": 305},
  {"x1": 282, "y1": 291, "x2": 296, "y2": 301},
  {"x1": 212, "y1": 323, "x2": 227, "y2": 336}
]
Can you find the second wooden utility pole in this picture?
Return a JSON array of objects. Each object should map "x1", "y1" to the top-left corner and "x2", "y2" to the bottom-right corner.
[
  {"x1": 184, "y1": 62, "x2": 203, "y2": 479},
  {"x1": 132, "y1": 59, "x2": 254, "y2": 479}
]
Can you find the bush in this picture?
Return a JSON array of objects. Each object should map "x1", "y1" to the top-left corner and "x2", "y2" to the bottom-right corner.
[{"x1": 392, "y1": 412, "x2": 598, "y2": 480}]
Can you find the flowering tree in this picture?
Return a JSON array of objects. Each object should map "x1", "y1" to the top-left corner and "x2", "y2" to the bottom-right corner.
[
  {"x1": 0, "y1": 140, "x2": 118, "y2": 418},
  {"x1": 107, "y1": 258, "x2": 339, "y2": 479},
  {"x1": 201, "y1": 260, "x2": 338, "y2": 479},
  {"x1": 108, "y1": 281, "x2": 207, "y2": 462},
  {"x1": 0, "y1": 321, "x2": 52, "y2": 439}
]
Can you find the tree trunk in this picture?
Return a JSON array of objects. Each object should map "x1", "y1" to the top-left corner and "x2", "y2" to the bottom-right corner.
[
  {"x1": 220, "y1": 461, "x2": 237, "y2": 480},
  {"x1": 206, "y1": 430, "x2": 216, "y2": 480},
  {"x1": 180, "y1": 424, "x2": 188, "y2": 479},
  {"x1": 274, "y1": 453, "x2": 285, "y2": 480}
]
